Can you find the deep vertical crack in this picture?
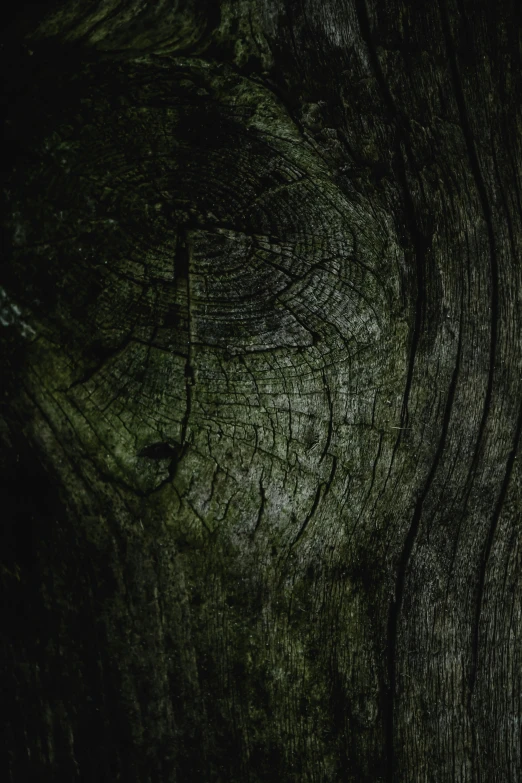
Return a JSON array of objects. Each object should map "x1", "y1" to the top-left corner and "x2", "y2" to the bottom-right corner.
[
  {"x1": 351, "y1": 2, "x2": 436, "y2": 778},
  {"x1": 385, "y1": 336, "x2": 461, "y2": 780},
  {"x1": 438, "y1": 0, "x2": 498, "y2": 485},
  {"x1": 437, "y1": 4, "x2": 504, "y2": 766},
  {"x1": 148, "y1": 225, "x2": 194, "y2": 494},
  {"x1": 177, "y1": 225, "x2": 194, "y2": 452}
]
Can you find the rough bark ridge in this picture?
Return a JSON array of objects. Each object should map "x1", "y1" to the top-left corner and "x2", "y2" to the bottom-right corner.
[{"x1": 2, "y1": 1, "x2": 522, "y2": 781}]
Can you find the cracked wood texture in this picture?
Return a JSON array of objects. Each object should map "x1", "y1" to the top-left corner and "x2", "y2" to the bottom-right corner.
[{"x1": 1, "y1": 1, "x2": 522, "y2": 781}]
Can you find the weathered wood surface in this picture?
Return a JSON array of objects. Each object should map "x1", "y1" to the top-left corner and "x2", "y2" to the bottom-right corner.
[{"x1": 2, "y1": 1, "x2": 522, "y2": 780}]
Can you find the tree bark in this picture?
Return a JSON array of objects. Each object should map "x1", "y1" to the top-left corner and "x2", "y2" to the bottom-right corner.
[{"x1": 2, "y1": 1, "x2": 522, "y2": 780}]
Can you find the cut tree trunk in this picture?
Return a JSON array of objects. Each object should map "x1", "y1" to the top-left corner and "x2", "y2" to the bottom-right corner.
[{"x1": 2, "y1": 1, "x2": 522, "y2": 781}]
